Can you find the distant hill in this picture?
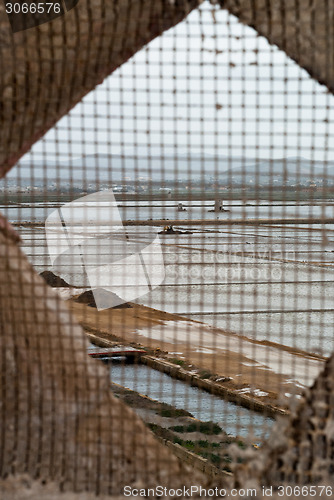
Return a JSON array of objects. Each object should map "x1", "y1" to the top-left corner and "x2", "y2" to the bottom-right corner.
[
  {"x1": 3, "y1": 153, "x2": 259, "y2": 185},
  {"x1": 3, "y1": 154, "x2": 334, "y2": 187},
  {"x1": 220, "y1": 157, "x2": 334, "y2": 180}
]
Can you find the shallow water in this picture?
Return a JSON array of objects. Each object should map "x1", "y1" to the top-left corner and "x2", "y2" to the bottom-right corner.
[
  {"x1": 110, "y1": 362, "x2": 274, "y2": 441},
  {"x1": 3, "y1": 199, "x2": 334, "y2": 223}
]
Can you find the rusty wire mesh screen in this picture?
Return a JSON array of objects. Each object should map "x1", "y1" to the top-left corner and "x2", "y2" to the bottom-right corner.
[{"x1": 1, "y1": 0, "x2": 334, "y2": 497}]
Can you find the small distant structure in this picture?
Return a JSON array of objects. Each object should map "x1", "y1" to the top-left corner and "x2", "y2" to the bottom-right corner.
[
  {"x1": 159, "y1": 225, "x2": 192, "y2": 235},
  {"x1": 209, "y1": 199, "x2": 229, "y2": 212},
  {"x1": 112, "y1": 185, "x2": 128, "y2": 193},
  {"x1": 215, "y1": 199, "x2": 224, "y2": 212},
  {"x1": 160, "y1": 225, "x2": 179, "y2": 234},
  {"x1": 177, "y1": 203, "x2": 187, "y2": 212},
  {"x1": 159, "y1": 187, "x2": 172, "y2": 198}
]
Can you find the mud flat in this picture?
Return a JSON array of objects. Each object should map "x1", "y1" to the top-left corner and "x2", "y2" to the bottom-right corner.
[{"x1": 69, "y1": 300, "x2": 326, "y2": 414}]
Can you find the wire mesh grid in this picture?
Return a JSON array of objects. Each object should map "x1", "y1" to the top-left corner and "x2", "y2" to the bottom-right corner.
[{"x1": 1, "y1": 0, "x2": 334, "y2": 497}]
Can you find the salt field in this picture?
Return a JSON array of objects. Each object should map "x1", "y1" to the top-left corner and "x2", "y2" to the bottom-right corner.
[
  {"x1": 4, "y1": 198, "x2": 334, "y2": 223},
  {"x1": 8, "y1": 199, "x2": 334, "y2": 357}
]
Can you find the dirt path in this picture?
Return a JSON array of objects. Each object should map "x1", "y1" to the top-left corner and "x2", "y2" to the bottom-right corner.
[{"x1": 69, "y1": 301, "x2": 325, "y2": 409}]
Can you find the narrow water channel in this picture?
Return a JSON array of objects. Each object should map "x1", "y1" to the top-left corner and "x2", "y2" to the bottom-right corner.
[{"x1": 109, "y1": 361, "x2": 274, "y2": 441}]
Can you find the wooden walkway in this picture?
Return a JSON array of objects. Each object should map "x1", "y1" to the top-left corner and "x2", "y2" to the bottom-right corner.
[{"x1": 87, "y1": 345, "x2": 146, "y2": 359}]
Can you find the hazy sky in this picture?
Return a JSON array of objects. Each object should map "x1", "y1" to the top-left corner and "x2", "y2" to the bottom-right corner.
[{"x1": 22, "y1": 2, "x2": 334, "y2": 166}]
